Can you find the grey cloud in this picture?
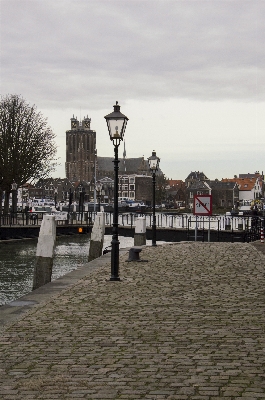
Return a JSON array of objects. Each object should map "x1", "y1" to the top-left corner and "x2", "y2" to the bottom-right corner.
[{"x1": 1, "y1": 0, "x2": 264, "y2": 108}]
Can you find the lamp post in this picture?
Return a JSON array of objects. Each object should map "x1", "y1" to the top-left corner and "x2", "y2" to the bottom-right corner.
[
  {"x1": 68, "y1": 188, "x2": 73, "y2": 218},
  {"x1": 105, "y1": 101, "x2": 129, "y2": 281},
  {"x1": 54, "y1": 188, "x2": 58, "y2": 209},
  {"x1": 94, "y1": 149, "x2": 97, "y2": 213},
  {"x1": 148, "y1": 150, "x2": 160, "y2": 246},
  {"x1": 78, "y1": 185, "x2": 85, "y2": 219},
  {"x1": 96, "y1": 181, "x2": 102, "y2": 212}
]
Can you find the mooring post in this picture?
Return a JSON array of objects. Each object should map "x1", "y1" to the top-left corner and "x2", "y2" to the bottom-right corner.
[
  {"x1": 134, "y1": 216, "x2": 146, "y2": 246},
  {"x1": 88, "y1": 212, "x2": 105, "y2": 261},
  {"x1": 33, "y1": 214, "x2": 56, "y2": 290}
]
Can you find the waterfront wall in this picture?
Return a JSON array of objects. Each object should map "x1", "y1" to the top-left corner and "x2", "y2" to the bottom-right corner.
[
  {"x1": 0, "y1": 224, "x2": 246, "y2": 243},
  {"x1": 0, "y1": 225, "x2": 92, "y2": 241}
]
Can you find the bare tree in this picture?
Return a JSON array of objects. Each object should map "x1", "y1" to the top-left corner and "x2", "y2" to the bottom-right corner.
[
  {"x1": 0, "y1": 94, "x2": 57, "y2": 212},
  {"x1": 155, "y1": 174, "x2": 168, "y2": 206}
]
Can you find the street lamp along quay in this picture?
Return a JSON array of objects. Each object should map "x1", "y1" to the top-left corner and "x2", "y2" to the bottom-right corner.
[
  {"x1": 105, "y1": 101, "x2": 129, "y2": 281},
  {"x1": 148, "y1": 151, "x2": 160, "y2": 247}
]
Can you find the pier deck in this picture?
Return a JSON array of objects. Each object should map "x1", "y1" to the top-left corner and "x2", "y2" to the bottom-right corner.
[{"x1": 0, "y1": 242, "x2": 265, "y2": 399}]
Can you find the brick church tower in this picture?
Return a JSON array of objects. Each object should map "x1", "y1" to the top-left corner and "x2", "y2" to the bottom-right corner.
[{"x1": 65, "y1": 115, "x2": 96, "y2": 182}]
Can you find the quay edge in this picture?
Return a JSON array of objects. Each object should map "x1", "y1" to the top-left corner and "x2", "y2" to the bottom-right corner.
[{"x1": 0, "y1": 225, "x2": 247, "y2": 243}]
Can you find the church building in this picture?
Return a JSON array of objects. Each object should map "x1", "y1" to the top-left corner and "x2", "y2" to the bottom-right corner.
[
  {"x1": 65, "y1": 115, "x2": 96, "y2": 182},
  {"x1": 65, "y1": 115, "x2": 161, "y2": 184}
]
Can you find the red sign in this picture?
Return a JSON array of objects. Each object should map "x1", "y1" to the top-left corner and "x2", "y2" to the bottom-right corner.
[{"x1": 194, "y1": 195, "x2": 212, "y2": 216}]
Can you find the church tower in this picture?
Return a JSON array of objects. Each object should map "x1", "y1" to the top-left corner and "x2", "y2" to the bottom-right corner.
[{"x1": 65, "y1": 115, "x2": 96, "y2": 182}]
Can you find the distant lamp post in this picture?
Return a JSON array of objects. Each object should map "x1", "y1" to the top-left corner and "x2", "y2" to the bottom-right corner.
[
  {"x1": 68, "y1": 188, "x2": 73, "y2": 218},
  {"x1": 148, "y1": 150, "x2": 160, "y2": 246},
  {"x1": 54, "y1": 188, "x2": 58, "y2": 208},
  {"x1": 105, "y1": 101, "x2": 129, "y2": 281},
  {"x1": 94, "y1": 148, "x2": 97, "y2": 212},
  {"x1": 96, "y1": 181, "x2": 102, "y2": 212},
  {"x1": 11, "y1": 181, "x2": 17, "y2": 214},
  {"x1": 78, "y1": 185, "x2": 85, "y2": 217}
]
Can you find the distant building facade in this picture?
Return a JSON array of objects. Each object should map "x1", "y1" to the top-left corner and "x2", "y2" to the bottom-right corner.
[
  {"x1": 97, "y1": 155, "x2": 151, "y2": 180},
  {"x1": 222, "y1": 176, "x2": 263, "y2": 203},
  {"x1": 210, "y1": 180, "x2": 239, "y2": 209},
  {"x1": 185, "y1": 171, "x2": 209, "y2": 188},
  {"x1": 166, "y1": 180, "x2": 186, "y2": 207},
  {"x1": 186, "y1": 180, "x2": 212, "y2": 210}
]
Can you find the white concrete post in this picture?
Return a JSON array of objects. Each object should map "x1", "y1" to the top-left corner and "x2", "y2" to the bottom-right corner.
[
  {"x1": 88, "y1": 212, "x2": 105, "y2": 261},
  {"x1": 134, "y1": 216, "x2": 146, "y2": 246},
  {"x1": 33, "y1": 215, "x2": 56, "y2": 290}
]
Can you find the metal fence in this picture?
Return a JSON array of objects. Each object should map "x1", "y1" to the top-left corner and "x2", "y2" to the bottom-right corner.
[{"x1": 1, "y1": 211, "x2": 264, "y2": 243}]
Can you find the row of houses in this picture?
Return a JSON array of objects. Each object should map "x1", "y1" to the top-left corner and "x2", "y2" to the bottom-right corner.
[
  {"x1": 19, "y1": 171, "x2": 264, "y2": 211},
  {"x1": 167, "y1": 171, "x2": 264, "y2": 210},
  {"x1": 19, "y1": 175, "x2": 154, "y2": 206}
]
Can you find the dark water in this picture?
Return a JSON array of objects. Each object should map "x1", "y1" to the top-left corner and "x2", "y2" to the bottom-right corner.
[{"x1": 0, "y1": 235, "x2": 137, "y2": 306}]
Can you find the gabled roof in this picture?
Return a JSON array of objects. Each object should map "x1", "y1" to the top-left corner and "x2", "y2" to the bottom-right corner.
[
  {"x1": 97, "y1": 156, "x2": 147, "y2": 173},
  {"x1": 209, "y1": 180, "x2": 238, "y2": 190},
  {"x1": 168, "y1": 179, "x2": 185, "y2": 188},
  {"x1": 221, "y1": 177, "x2": 260, "y2": 191},
  {"x1": 188, "y1": 181, "x2": 211, "y2": 191},
  {"x1": 238, "y1": 172, "x2": 263, "y2": 179},
  {"x1": 186, "y1": 171, "x2": 209, "y2": 181},
  {"x1": 97, "y1": 156, "x2": 163, "y2": 175}
]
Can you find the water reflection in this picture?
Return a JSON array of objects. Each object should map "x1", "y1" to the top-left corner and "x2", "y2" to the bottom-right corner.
[{"x1": 0, "y1": 235, "x2": 136, "y2": 306}]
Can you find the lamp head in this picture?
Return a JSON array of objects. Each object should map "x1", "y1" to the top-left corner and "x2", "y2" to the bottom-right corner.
[
  {"x1": 148, "y1": 150, "x2": 160, "y2": 173},
  {"x1": 104, "y1": 101, "x2": 129, "y2": 147}
]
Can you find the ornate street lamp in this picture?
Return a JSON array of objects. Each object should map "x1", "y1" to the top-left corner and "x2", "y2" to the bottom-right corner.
[
  {"x1": 148, "y1": 150, "x2": 160, "y2": 246},
  {"x1": 105, "y1": 101, "x2": 129, "y2": 281}
]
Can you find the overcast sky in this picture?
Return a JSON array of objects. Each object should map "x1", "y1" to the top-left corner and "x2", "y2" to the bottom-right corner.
[{"x1": 1, "y1": 0, "x2": 264, "y2": 181}]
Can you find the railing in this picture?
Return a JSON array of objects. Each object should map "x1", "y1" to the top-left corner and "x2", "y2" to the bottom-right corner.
[
  {"x1": 1, "y1": 211, "x2": 264, "y2": 243},
  {"x1": 244, "y1": 215, "x2": 264, "y2": 243}
]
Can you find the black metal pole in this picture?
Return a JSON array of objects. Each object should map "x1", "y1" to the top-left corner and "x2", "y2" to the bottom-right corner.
[
  {"x1": 68, "y1": 188, "x2": 72, "y2": 220},
  {"x1": 110, "y1": 145, "x2": 120, "y2": 281},
  {"x1": 152, "y1": 172, "x2": 157, "y2": 246}
]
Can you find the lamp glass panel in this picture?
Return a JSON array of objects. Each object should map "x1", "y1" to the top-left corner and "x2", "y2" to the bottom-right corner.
[
  {"x1": 107, "y1": 119, "x2": 126, "y2": 139},
  {"x1": 149, "y1": 159, "x2": 158, "y2": 170}
]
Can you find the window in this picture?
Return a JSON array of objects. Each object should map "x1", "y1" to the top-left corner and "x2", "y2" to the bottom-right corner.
[
  {"x1": 129, "y1": 192, "x2": 134, "y2": 198},
  {"x1": 129, "y1": 184, "x2": 134, "y2": 190}
]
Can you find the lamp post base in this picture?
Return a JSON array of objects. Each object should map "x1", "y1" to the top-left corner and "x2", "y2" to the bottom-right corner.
[{"x1": 109, "y1": 276, "x2": 121, "y2": 281}]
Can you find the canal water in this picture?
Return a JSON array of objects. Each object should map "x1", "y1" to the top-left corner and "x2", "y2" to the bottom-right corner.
[{"x1": 0, "y1": 235, "x2": 155, "y2": 306}]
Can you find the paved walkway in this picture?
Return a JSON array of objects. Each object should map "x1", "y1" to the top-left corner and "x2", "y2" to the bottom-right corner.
[{"x1": 0, "y1": 242, "x2": 265, "y2": 399}]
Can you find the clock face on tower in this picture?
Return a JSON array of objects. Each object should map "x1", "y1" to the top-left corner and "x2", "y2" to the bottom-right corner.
[
  {"x1": 84, "y1": 121, "x2": 90, "y2": 128},
  {"x1": 71, "y1": 121, "x2": 77, "y2": 129}
]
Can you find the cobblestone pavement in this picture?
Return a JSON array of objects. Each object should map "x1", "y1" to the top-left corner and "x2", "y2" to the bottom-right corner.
[{"x1": 0, "y1": 242, "x2": 265, "y2": 399}]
